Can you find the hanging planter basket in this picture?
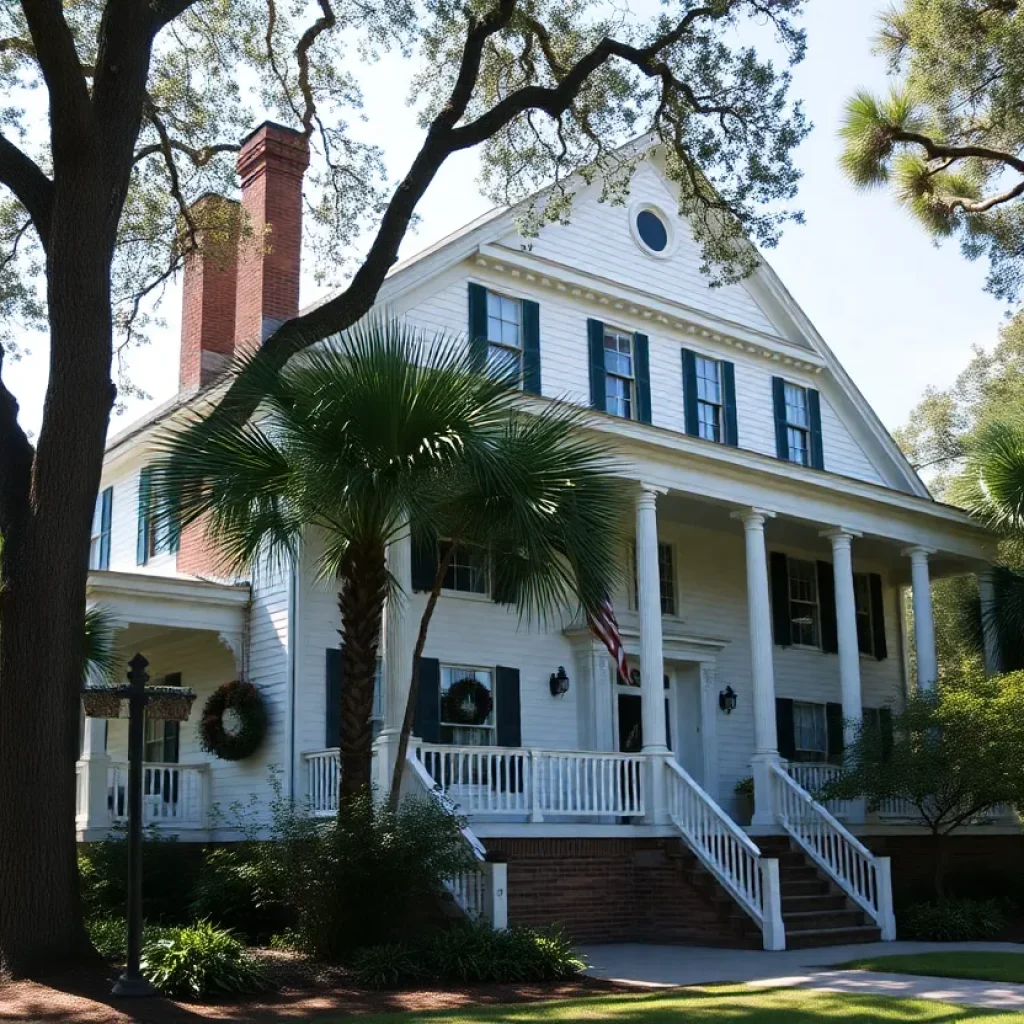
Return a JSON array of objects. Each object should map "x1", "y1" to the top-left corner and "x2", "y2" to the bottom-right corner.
[
  {"x1": 81, "y1": 687, "x2": 125, "y2": 720},
  {"x1": 146, "y1": 686, "x2": 197, "y2": 723}
]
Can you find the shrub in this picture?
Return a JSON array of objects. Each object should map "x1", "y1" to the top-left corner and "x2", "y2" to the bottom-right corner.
[
  {"x1": 86, "y1": 917, "x2": 174, "y2": 961},
  {"x1": 140, "y1": 921, "x2": 269, "y2": 999},
  {"x1": 901, "y1": 898, "x2": 1006, "y2": 941},
  {"x1": 190, "y1": 845, "x2": 285, "y2": 941},
  {"x1": 262, "y1": 790, "x2": 478, "y2": 959},
  {"x1": 351, "y1": 924, "x2": 586, "y2": 990},
  {"x1": 79, "y1": 828, "x2": 198, "y2": 923}
]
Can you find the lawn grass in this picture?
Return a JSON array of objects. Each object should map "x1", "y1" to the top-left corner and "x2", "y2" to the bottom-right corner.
[
  {"x1": 836, "y1": 953, "x2": 1024, "y2": 985},
  {"x1": 333, "y1": 984, "x2": 1024, "y2": 1022}
]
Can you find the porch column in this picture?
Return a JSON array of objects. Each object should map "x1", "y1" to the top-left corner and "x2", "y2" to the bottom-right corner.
[
  {"x1": 904, "y1": 546, "x2": 937, "y2": 691},
  {"x1": 378, "y1": 524, "x2": 414, "y2": 794},
  {"x1": 635, "y1": 484, "x2": 668, "y2": 822},
  {"x1": 822, "y1": 529, "x2": 864, "y2": 747},
  {"x1": 731, "y1": 507, "x2": 778, "y2": 827},
  {"x1": 78, "y1": 717, "x2": 111, "y2": 834},
  {"x1": 977, "y1": 567, "x2": 1002, "y2": 677}
]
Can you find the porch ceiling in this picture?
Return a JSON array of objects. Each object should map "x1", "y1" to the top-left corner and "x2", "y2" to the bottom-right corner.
[{"x1": 86, "y1": 570, "x2": 250, "y2": 633}]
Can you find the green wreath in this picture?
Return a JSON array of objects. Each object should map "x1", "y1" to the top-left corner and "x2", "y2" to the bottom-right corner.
[
  {"x1": 199, "y1": 680, "x2": 267, "y2": 761},
  {"x1": 442, "y1": 677, "x2": 494, "y2": 726}
]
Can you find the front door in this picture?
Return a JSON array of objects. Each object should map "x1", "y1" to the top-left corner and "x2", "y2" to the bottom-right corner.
[{"x1": 616, "y1": 683, "x2": 673, "y2": 752}]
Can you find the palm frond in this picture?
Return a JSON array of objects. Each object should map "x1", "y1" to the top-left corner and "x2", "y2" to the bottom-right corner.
[
  {"x1": 83, "y1": 606, "x2": 118, "y2": 683},
  {"x1": 955, "y1": 420, "x2": 1024, "y2": 534}
]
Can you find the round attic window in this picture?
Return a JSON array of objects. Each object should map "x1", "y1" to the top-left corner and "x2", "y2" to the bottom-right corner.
[
  {"x1": 629, "y1": 202, "x2": 675, "y2": 259},
  {"x1": 636, "y1": 210, "x2": 668, "y2": 253}
]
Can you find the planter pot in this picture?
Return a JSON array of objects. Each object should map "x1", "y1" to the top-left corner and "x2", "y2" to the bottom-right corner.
[
  {"x1": 734, "y1": 792, "x2": 754, "y2": 827},
  {"x1": 146, "y1": 688, "x2": 196, "y2": 722},
  {"x1": 82, "y1": 689, "x2": 125, "y2": 720}
]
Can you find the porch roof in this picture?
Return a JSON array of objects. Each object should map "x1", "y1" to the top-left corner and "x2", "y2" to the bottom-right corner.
[{"x1": 86, "y1": 570, "x2": 250, "y2": 633}]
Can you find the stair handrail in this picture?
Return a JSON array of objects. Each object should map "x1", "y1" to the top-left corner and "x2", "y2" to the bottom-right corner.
[
  {"x1": 664, "y1": 759, "x2": 785, "y2": 951},
  {"x1": 771, "y1": 761, "x2": 895, "y2": 941}
]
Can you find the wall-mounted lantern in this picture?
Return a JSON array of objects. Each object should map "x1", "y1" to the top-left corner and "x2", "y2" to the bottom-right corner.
[
  {"x1": 719, "y1": 685, "x2": 738, "y2": 714},
  {"x1": 549, "y1": 666, "x2": 570, "y2": 697}
]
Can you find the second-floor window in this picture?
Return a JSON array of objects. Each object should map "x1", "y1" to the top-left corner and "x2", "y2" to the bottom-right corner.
[
  {"x1": 486, "y1": 292, "x2": 522, "y2": 383},
  {"x1": 783, "y1": 383, "x2": 811, "y2": 466},
  {"x1": 89, "y1": 486, "x2": 113, "y2": 571},
  {"x1": 787, "y1": 557, "x2": 820, "y2": 648},
  {"x1": 604, "y1": 329, "x2": 634, "y2": 419},
  {"x1": 137, "y1": 467, "x2": 179, "y2": 566},
  {"x1": 440, "y1": 541, "x2": 490, "y2": 595},
  {"x1": 695, "y1": 356, "x2": 723, "y2": 442},
  {"x1": 630, "y1": 542, "x2": 677, "y2": 616}
]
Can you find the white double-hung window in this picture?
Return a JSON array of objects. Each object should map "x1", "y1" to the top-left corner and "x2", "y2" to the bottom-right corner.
[
  {"x1": 604, "y1": 329, "x2": 635, "y2": 419},
  {"x1": 783, "y1": 383, "x2": 811, "y2": 466},
  {"x1": 486, "y1": 292, "x2": 523, "y2": 383},
  {"x1": 695, "y1": 356, "x2": 723, "y2": 442},
  {"x1": 787, "y1": 557, "x2": 820, "y2": 648}
]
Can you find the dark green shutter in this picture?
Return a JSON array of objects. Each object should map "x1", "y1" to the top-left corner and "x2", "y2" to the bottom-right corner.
[
  {"x1": 414, "y1": 657, "x2": 441, "y2": 742},
  {"x1": 879, "y1": 706, "x2": 894, "y2": 760},
  {"x1": 722, "y1": 361, "x2": 738, "y2": 447},
  {"x1": 468, "y1": 283, "x2": 488, "y2": 372},
  {"x1": 771, "y1": 377, "x2": 789, "y2": 461},
  {"x1": 817, "y1": 561, "x2": 838, "y2": 654},
  {"x1": 98, "y1": 487, "x2": 113, "y2": 570},
  {"x1": 325, "y1": 648, "x2": 343, "y2": 747},
  {"x1": 634, "y1": 332, "x2": 652, "y2": 424},
  {"x1": 495, "y1": 666, "x2": 522, "y2": 747},
  {"x1": 869, "y1": 573, "x2": 888, "y2": 660},
  {"x1": 681, "y1": 349, "x2": 699, "y2": 437},
  {"x1": 411, "y1": 531, "x2": 439, "y2": 593},
  {"x1": 770, "y1": 552, "x2": 792, "y2": 647},
  {"x1": 587, "y1": 319, "x2": 606, "y2": 411},
  {"x1": 522, "y1": 299, "x2": 541, "y2": 395},
  {"x1": 807, "y1": 388, "x2": 824, "y2": 470},
  {"x1": 826, "y1": 702, "x2": 844, "y2": 762},
  {"x1": 776, "y1": 698, "x2": 796, "y2": 760},
  {"x1": 162, "y1": 673, "x2": 182, "y2": 763},
  {"x1": 136, "y1": 467, "x2": 152, "y2": 566}
]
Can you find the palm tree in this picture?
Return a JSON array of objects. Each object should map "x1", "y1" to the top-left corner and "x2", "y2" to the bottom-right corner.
[
  {"x1": 152, "y1": 317, "x2": 627, "y2": 806},
  {"x1": 953, "y1": 420, "x2": 1024, "y2": 670}
]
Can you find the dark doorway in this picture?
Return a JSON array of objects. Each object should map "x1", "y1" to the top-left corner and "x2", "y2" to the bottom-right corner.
[{"x1": 617, "y1": 692, "x2": 672, "y2": 753}]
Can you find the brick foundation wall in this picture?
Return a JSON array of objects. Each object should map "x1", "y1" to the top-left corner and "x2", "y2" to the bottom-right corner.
[
  {"x1": 868, "y1": 833, "x2": 1024, "y2": 905},
  {"x1": 485, "y1": 837, "x2": 748, "y2": 944}
]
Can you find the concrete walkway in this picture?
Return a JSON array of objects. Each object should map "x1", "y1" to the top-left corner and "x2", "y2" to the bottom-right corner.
[{"x1": 581, "y1": 941, "x2": 1024, "y2": 1011}]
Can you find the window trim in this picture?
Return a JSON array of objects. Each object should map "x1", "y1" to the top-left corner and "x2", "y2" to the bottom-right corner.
[
  {"x1": 604, "y1": 327, "x2": 636, "y2": 421},
  {"x1": 439, "y1": 663, "x2": 497, "y2": 744},
  {"x1": 694, "y1": 355, "x2": 724, "y2": 443},
  {"x1": 629, "y1": 541, "x2": 678, "y2": 618},
  {"x1": 439, "y1": 540, "x2": 491, "y2": 599},
  {"x1": 787, "y1": 556, "x2": 821, "y2": 650},
  {"x1": 484, "y1": 289, "x2": 524, "y2": 385},
  {"x1": 791, "y1": 700, "x2": 828, "y2": 759},
  {"x1": 782, "y1": 382, "x2": 811, "y2": 467},
  {"x1": 853, "y1": 572, "x2": 874, "y2": 656},
  {"x1": 627, "y1": 200, "x2": 677, "y2": 260}
]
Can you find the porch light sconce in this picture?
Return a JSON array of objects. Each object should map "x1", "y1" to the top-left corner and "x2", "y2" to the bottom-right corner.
[
  {"x1": 549, "y1": 666, "x2": 570, "y2": 697},
  {"x1": 719, "y1": 685, "x2": 738, "y2": 714}
]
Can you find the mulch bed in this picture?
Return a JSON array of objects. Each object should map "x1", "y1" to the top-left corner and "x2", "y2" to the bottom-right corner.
[{"x1": 0, "y1": 952, "x2": 629, "y2": 1024}]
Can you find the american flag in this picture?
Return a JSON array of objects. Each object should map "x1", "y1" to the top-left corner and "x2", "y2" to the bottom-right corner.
[{"x1": 588, "y1": 597, "x2": 630, "y2": 685}]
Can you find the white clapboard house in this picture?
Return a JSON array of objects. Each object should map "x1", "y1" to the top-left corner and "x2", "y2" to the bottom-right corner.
[{"x1": 78, "y1": 122, "x2": 1003, "y2": 951}]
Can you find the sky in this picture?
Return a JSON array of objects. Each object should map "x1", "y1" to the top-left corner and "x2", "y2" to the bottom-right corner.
[{"x1": 5, "y1": 0, "x2": 1010, "y2": 439}]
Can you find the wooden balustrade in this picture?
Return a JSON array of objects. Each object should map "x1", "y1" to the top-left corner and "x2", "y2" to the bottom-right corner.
[{"x1": 107, "y1": 763, "x2": 208, "y2": 828}]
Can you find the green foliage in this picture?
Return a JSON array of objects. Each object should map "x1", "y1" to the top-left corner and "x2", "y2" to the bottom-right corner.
[
  {"x1": 823, "y1": 667, "x2": 1024, "y2": 842},
  {"x1": 840, "y1": 2, "x2": 1024, "y2": 303},
  {"x1": 190, "y1": 845, "x2": 286, "y2": 942},
  {"x1": 82, "y1": 606, "x2": 118, "y2": 683},
  {"x1": 78, "y1": 829, "x2": 199, "y2": 924},
  {"x1": 259, "y1": 789, "x2": 479, "y2": 960},
  {"x1": 350, "y1": 923, "x2": 586, "y2": 990},
  {"x1": 139, "y1": 921, "x2": 269, "y2": 999},
  {"x1": 85, "y1": 917, "x2": 174, "y2": 962},
  {"x1": 901, "y1": 898, "x2": 1006, "y2": 942}
]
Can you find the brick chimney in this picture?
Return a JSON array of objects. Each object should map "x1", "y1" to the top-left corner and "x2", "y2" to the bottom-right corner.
[
  {"x1": 178, "y1": 194, "x2": 241, "y2": 392},
  {"x1": 234, "y1": 121, "x2": 311, "y2": 353}
]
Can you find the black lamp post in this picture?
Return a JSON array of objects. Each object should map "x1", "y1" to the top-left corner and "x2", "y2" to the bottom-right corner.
[{"x1": 82, "y1": 651, "x2": 195, "y2": 998}]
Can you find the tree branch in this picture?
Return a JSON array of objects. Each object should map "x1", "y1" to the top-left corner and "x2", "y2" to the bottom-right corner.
[
  {"x1": 0, "y1": 132, "x2": 53, "y2": 249},
  {"x1": 0, "y1": 346, "x2": 34, "y2": 538},
  {"x1": 893, "y1": 127, "x2": 1024, "y2": 177},
  {"x1": 296, "y1": 0, "x2": 337, "y2": 136},
  {"x1": 133, "y1": 139, "x2": 239, "y2": 167}
]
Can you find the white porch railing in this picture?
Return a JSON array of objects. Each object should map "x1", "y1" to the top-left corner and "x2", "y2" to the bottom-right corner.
[
  {"x1": 785, "y1": 762, "x2": 856, "y2": 820},
  {"x1": 414, "y1": 743, "x2": 646, "y2": 820},
  {"x1": 771, "y1": 762, "x2": 896, "y2": 941},
  {"x1": 665, "y1": 759, "x2": 785, "y2": 951},
  {"x1": 304, "y1": 748, "x2": 342, "y2": 818},
  {"x1": 107, "y1": 763, "x2": 208, "y2": 828}
]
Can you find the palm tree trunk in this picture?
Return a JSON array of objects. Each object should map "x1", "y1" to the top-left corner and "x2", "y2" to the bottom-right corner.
[
  {"x1": 387, "y1": 545, "x2": 456, "y2": 810},
  {"x1": 337, "y1": 543, "x2": 389, "y2": 802}
]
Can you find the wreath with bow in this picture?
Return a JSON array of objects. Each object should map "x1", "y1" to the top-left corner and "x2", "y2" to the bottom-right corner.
[
  {"x1": 442, "y1": 676, "x2": 494, "y2": 727},
  {"x1": 199, "y1": 680, "x2": 267, "y2": 761}
]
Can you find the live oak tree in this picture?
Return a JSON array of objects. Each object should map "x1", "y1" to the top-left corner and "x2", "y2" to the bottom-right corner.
[
  {"x1": 839, "y1": 0, "x2": 1024, "y2": 304},
  {"x1": 0, "y1": 0, "x2": 809, "y2": 975}
]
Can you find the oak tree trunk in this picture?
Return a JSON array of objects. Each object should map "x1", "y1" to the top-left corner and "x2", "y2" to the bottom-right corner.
[
  {"x1": 0, "y1": 160, "x2": 117, "y2": 976},
  {"x1": 337, "y1": 543, "x2": 389, "y2": 801}
]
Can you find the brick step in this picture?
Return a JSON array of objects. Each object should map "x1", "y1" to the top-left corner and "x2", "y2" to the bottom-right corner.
[
  {"x1": 784, "y1": 925, "x2": 882, "y2": 949},
  {"x1": 782, "y1": 908, "x2": 867, "y2": 931},
  {"x1": 782, "y1": 893, "x2": 847, "y2": 914}
]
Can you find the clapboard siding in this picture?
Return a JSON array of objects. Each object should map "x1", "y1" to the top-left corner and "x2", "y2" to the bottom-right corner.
[{"x1": 395, "y1": 267, "x2": 885, "y2": 486}]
